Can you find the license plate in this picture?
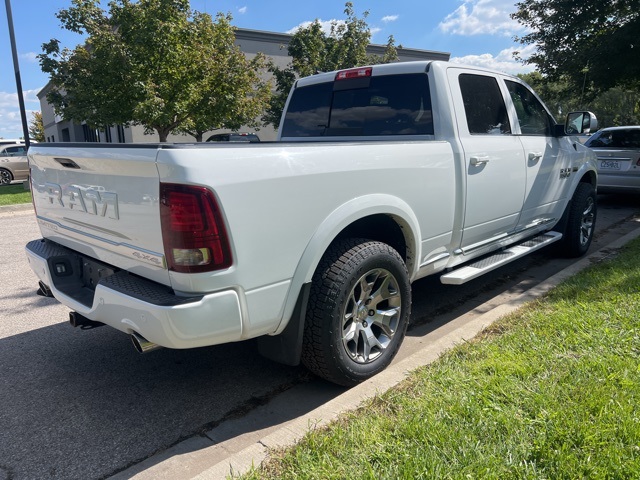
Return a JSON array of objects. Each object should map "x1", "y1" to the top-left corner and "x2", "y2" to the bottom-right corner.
[{"x1": 600, "y1": 160, "x2": 621, "y2": 170}]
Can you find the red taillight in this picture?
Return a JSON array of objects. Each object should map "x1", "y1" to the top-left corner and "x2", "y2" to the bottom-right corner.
[
  {"x1": 160, "y1": 183, "x2": 232, "y2": 273},
  {"x1": 335, "y1": 67, "x2": 372, "y2": 81}
]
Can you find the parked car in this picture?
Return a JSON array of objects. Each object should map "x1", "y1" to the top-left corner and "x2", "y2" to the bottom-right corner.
[
  {"x1": 585, "y1": 126, "x2": 640, "y2": 194},
  {"x1": 0, "y1": 142, "x2": 29, "y2": 186},
  {"x1": 206, "y1": 132, "x2": 260, "y2": 143}
]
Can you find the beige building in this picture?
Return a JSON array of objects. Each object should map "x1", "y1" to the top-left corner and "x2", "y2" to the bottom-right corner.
[{"x1": 37, "y1": 28, "x2": 449, "y2": 143}]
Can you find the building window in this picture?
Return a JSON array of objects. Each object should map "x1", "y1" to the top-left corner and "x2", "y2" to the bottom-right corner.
[
  {"x1": 117, "y1": 125, "x2": 126, "y2": 143},
  {"x1": 104, "y1": 126, "x2": 112, "y2": 143},
  {"x1": 62, "y1": 128, "x2": 70, "y2": 142},
  {"x1": 51, "y1": 135, "x2": 55, "y2": 142},
  {"x1": 82, "y1": 124, "x2": 98, "y2": 142}
]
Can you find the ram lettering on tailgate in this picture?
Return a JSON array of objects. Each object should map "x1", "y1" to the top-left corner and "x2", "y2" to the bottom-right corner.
[{"x1": 41, "y1": 182, "x2": 119, "y2": 219}]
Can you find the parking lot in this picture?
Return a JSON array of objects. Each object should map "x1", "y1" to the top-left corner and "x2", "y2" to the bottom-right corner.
[{"x1": 1, "y1": 194, "x2": 638, "y2": 479}]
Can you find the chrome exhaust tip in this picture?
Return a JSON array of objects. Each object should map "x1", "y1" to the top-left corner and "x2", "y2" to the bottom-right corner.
[
  {"x1": 37, "y1": 281, "x2": 54, "y2": 298},
  {"x1": 131, "y1": 332, "x2": 162, "y2": 354}
]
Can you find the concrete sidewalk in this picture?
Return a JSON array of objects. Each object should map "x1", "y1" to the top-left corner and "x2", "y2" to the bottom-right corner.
[{"x1": 111, "y1": 223, "x2": 640, "y2": 480}]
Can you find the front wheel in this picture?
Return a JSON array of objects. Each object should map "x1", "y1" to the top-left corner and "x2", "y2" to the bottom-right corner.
[
  {"x1": 558, "y1": 182, "x2": 597, "y2": 258},
  {"x1": 302, "y1": 238, "x2": 411, "y2": 386}
]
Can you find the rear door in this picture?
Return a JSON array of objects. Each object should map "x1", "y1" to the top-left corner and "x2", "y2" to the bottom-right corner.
[
  {"x1": 0, "y1": 144, "x2": 29, "y2": 180},
  {"x1": 447, "y1": 68, "x2": 526, "y2": 251}
]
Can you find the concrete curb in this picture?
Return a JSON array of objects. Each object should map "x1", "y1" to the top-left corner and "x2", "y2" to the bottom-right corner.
[
  {"x1": 192, "y1": 225, "x2": 640, "y2": 479},
  {"x1": 0, "y1": 203, "x2": 32, "y2": 214}
]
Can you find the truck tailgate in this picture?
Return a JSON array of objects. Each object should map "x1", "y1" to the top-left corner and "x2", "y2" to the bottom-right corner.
[{"x1": 28, "y1": 145, "x2": 169, "y2": 286}]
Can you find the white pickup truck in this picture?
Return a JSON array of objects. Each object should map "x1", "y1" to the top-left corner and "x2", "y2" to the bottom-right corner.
[{"x1": 26, "y1": 61, "x2": 598, "y2": 386}]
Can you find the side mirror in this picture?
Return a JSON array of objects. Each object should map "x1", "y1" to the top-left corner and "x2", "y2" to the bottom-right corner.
[{"x1": 564, "y1": 111, "x2": 598, "y2": 135}]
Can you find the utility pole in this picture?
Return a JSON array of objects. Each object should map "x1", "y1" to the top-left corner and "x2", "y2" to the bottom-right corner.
[{"x1": 4, "y1": 0, "x2": 30, "y2": 148}]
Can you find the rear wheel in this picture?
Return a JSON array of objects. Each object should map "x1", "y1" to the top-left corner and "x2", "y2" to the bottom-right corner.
[
  {"x1": 302, "y1": 238, "x2": 411, "y2": 386},
  {"x1": 0, "y1": 169, "x2": 13, "y2": 186},
  {"x1": 558, "y1": 182, "x2": 597, "y2": 257}
]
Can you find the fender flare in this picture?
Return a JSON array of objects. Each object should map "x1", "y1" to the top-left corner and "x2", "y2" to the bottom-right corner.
[
  {"x1": 257, "y1": 194, "x2": 422, "y2": 365},
  {"x1": 287, "y1": 194, "x2": 421, "y2": 330}
]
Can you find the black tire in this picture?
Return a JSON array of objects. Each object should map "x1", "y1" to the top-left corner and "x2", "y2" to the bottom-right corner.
[
  {"x1": 557, "y1": 182, "x2": 597, "y2": 258},
  {"x1": 302, "y1": 238, "x2": 411, "y2": 387},
  {"x1": 0, "y1": 168, "x2": 13, "y2": 186}
]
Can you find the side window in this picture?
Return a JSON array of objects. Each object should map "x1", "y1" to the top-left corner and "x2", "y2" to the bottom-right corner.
[
  {"x1": 5, "y1": 146, "x2": 26, "y2": 156},
  {"x1": 459, "y1": 74, "x2": 511, "y2": 135},
  {"x1": 281, "y1": 73, "x2": 433, "y2": 137},
  {"x1": 505, "y1": 80, "x2": 553, "y2": 135}
]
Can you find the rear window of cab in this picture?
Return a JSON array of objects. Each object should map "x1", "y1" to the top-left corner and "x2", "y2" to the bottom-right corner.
[{"x1": 281, "y1": 73, "x2": 433, "y2": 138}]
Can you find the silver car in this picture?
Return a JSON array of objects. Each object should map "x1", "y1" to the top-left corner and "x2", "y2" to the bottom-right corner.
[
  {"x1": 0, "y1": 142, "x2": 29, "y2": 186},
  {"x1": 585, "y1": 126, "x2": 640, "y2": 194}
]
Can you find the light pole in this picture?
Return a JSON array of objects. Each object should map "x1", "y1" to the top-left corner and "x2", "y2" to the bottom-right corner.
[{"x1": 4, "y1": 0, "x2": 30, "y2": 148}]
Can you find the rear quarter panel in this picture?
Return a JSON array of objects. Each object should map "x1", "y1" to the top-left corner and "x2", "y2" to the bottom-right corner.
[{"x1": 156, "y1": 141, "x2": 456, "y2": 330}]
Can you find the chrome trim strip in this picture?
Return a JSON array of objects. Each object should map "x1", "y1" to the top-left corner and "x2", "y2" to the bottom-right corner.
[{"x1": 37, "y1": 216, "x2": 166, "y2": 269}]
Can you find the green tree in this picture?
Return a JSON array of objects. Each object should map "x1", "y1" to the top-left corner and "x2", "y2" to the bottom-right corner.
[
  {"x1": 40, "y1": 0, "x2": 270, "y2": 142},
  {"x1": 512, "y1": 0, "x2": 640, "y2": 93},
  {"x1": 263, "y1": 2, "x2": 398, "y2": 128},
  {"x1": 519, "y1": 72, "x2": 640, "y2": 128},
  {"x1": 28, "y1": 111, "x2": 45, "y2": 142},
  {"x1": 175, "y1": 13, "x2": 270, "y2": 141}
]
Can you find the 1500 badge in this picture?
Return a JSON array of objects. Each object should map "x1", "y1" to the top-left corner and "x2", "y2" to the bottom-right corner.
[{"x1": 40, "y1": 182, "x2": 119, "y2": 219}]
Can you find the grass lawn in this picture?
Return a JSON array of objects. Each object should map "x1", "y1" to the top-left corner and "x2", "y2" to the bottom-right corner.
[
  {"x1": 244, "y1": 238, "x2": 640, "y2": 479},
  {"x1": 0, "y1": 184, "x2": 31, "y2": 206}
]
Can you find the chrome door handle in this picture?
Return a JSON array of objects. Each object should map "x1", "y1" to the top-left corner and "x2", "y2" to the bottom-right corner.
[
  {"x1": 528, "y1": 152, "x2": 543, "y2": 162},
  {"x1": 470, "y1": 155, "x2": 490, "y2": 166}
]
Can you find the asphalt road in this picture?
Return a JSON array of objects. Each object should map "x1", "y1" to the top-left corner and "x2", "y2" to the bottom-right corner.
[{"x1": 1, "y1": 194, "x2": 639, "y2": 480}]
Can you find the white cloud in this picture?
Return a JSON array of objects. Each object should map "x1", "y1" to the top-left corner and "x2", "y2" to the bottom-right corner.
[
  {"x1": 0, "y1": 89, "x2": 42, "y2": 139},
  {"x1": 287, "y1": 19, "x2": 384, "y2": 39},
  {"x1": 450, "y1": 44, "x2": 537, "y2": 75},
  {"x1": 381, "y1": 15, "x2": 399, "y2": 23},
  {"x1": 238, "y1": 6, "x2": 247, "y2": 14},
  {"x1": 287, "y1": 19, "x2": 346, "y2": 36},
  {"x1": 439, "y1": 0, "x2": 525, "y2": 36},
  {"x1": 19, "y1": 52, "x2": 38, "y2": 63}
]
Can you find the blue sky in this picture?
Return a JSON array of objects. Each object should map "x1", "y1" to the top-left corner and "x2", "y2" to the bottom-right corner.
[{"x1": 0, "y1": 0, "x2": 535, "y2": 139}]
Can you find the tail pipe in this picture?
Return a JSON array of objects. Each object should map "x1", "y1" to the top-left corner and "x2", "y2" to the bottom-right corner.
[
  {"x1": 37, "y1": 281, "x2": 54, "y2": 298},
  {"x1": 131, "y1": 332, "x2": 162, "y2": 354},
  {"x1": 69, "y1": 311, "x2": 104, "y2": 329}
]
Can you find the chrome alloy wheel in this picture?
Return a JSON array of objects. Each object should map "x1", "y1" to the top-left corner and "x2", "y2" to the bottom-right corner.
[
  {"x1": 580, "y1": 196, "x2": 595, "y2": 246},
  {"x1": 341, "y1": 268, "x2": 402, "y2": 364},
  {"x1": 0, "y1": 169, "x2": 11, "y2": 186}
]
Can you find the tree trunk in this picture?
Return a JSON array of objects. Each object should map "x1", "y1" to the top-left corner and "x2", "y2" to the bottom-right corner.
[
  {"x1": 157, "y1": 127, "x2": 169, "y2": 142},
  {"x1": 195, "y1": 132, "x2": 203, "y2": 142}
]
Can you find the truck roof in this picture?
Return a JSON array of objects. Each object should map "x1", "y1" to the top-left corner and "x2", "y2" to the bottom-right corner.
[{"x1": 294, "y1": 60, "x2": 523, "y2": 89}]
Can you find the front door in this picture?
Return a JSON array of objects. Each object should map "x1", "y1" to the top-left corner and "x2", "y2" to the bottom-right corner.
[{"x1": 504, "y1": 79, "x2": 570, "y2": 230}]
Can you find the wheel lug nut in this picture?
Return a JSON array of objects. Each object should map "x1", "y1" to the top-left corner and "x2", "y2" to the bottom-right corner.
[{"x1": 368, "y1": 309, "x2": 375, "y2": 316}]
